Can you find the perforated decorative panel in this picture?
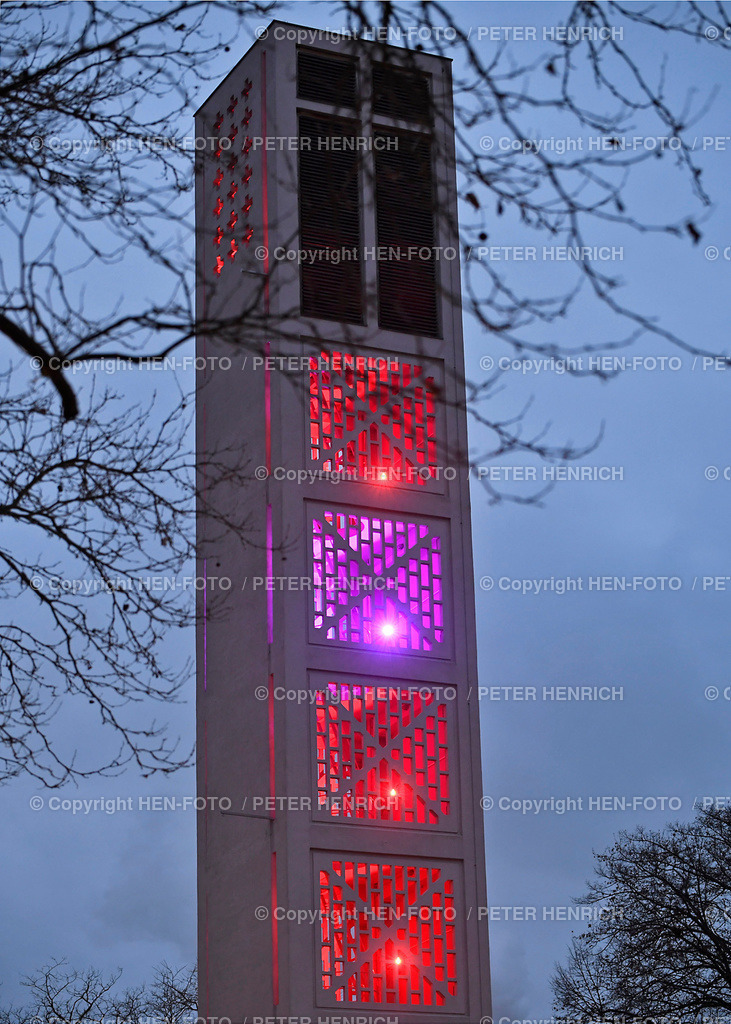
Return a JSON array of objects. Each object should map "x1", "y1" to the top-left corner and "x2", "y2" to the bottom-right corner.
[
  {"x1": 308, "y1": 351, "x2": 441, "y2": 487},
  {"x1": 210, "y1": 78, "x2": 255, "y2": 277},
  {"x1": 312, "y1": 679, "x2": 457, "y2": 829},
  {"x1": 309, "y1": 505, "x2": 450, "y2": 655},
  {"x1": 316, "y1": 854, "x2": 463, "y2": 1009}
]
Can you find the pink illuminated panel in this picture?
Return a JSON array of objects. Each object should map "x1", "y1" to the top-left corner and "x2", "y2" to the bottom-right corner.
[
  {"x1": 308, "y1": 351, "x2": 439, "y2": 486},
  {"x1": 316, "y1": 854, "x2": 462, "y2": 1009},
  {"x1": 309, "y1": 506, "x2": 449, "y2": 654},
  {"x1": 211, "y1": 78, "x2": 255, "y2": 276},
  {"x1": 313, "y1": 681, "x2": 455, "y2": 828}
]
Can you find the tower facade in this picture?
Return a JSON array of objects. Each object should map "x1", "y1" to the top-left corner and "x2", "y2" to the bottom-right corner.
[{"x1": 196, "y1": 22, "x2": 491, "y2": 1023}]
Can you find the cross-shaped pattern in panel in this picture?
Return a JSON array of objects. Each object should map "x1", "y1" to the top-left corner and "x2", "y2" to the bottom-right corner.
[
  {"x1": 310, "y1": 506, "x2": 448, "y2": 653},
  {"x1": 316, "y1": 855, "x2": 462, "y2": 1009},
  {"x1": 308, "y1": 350, "x2": 439, "y2": 486},
  {"x1": 313, "y1": 681, "x2": 455, "y2": 828}
]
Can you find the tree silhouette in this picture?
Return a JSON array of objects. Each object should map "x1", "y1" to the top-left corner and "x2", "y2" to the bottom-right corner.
[
  {"x1": 1, "y1": 0, "x2": 728, "y2": 780},
  {"x1": 553, "y1": 804, "x2": 731, "y2": 1023},
  {"x1": 0, "y1": 959, "x2": 197, "y2": 1024}
]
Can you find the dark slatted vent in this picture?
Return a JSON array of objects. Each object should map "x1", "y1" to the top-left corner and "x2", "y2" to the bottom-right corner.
[
  {"x1": 372, "y1": 62, "x2": 431, "y2": 123},
  {"x1": 298, "y1": 115, "x2": 363, "y2": 323},
  {"x1": 298, "y1": 49, "x2": 357, "y2": 109},
  {"x1": 375, "y1": 130, "x2": 439, "y2": 337}
]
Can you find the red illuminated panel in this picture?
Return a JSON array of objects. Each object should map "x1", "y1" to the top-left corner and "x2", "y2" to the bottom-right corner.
[
  {"x1": 308, "y1": 351, "x2": 439, "y2": 486},
  {"x1": 314, "y1": 682, "x2": 454, "y2": 828},
  {"x1": 316, "y1": 854, "x2": 462, "y2": 1009},
  {"x1": 211, "y1": 78, "x2": 255, "y2": 276},
  {"x1": 310, "y1": 506, "x2": 449, "y2": 654}
]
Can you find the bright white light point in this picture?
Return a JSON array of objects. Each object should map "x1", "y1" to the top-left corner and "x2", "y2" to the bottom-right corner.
[
  {"x1": 390, "y1": 788, "x2": 397, "y2": 797},
  {"x1": 381, "y1": 623, "x2": 395, "y2": 638},
  {"x1": 395, "y1": 956, "x2": 402, "y2": 964}
]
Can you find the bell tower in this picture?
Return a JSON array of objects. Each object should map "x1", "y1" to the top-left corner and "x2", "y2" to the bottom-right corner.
[{"x1": 196, "y1": 22, "x2": 491, "y2": 1022}]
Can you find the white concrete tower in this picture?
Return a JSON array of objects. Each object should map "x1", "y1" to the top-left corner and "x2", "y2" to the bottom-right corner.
[{"x1": 196, "y1": 22, "x2": 491, "y2": 1024}]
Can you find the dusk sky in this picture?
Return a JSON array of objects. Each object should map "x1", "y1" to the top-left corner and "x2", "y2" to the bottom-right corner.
[{"x1": 2, "y1": 3, "x2": 730, "y2": 1022}]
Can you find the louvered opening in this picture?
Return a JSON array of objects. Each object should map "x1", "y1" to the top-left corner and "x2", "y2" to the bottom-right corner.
[
  {"x1": 298, "y1": 49, "x2": 357, "y2": 109},
  {"x1": 372, "y1": 62, "x2": 431, "y2": 124},
  {"x1": 298, "y1": 115, "x2": 363, "y2": 323},
  {"x1": 375, "y1": 130, "x2": 439, "y2": 337}
]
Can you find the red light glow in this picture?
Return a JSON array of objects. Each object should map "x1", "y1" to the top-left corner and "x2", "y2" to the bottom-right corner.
[
  {"x1": 318, "y1": 856, "x2": 459, "y2": 1006},
  {"x1": 314, "y1": 683, "x2": 452, "y2": 826},
  {"x1": 308, "y1": 351, "x2": 438, "y2": 485}
]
